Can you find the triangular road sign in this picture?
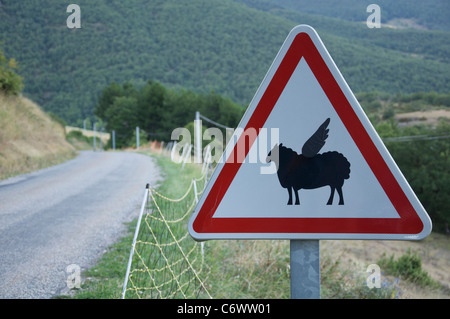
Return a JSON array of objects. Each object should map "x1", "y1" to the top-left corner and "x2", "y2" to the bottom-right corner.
[{"x1": 188, "y1": 25, "x2": 432, "y2": 240}]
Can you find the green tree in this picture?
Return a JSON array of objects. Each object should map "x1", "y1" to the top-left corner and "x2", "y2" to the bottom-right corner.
[
  {"x1": 95, "y1": 80, "x2": 244, "y2": 148},
  {"x1": 105, "y1": 96, "x2": 139, "y2": 148},
  {"x1": 95, "y1": 82, "x2": 137, "y2": 119},
  {"x1": 137, "y1": 81, "x2": 169, "y2": 137},
  {"x1": 381, "y1": 121, "x2": 450, "y2": 233}
]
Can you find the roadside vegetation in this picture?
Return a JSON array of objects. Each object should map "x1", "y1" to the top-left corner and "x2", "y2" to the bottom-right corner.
[
  {"x1": 0, "y1": 50, "x2": 77, "y2": 181},
  {"x1": 378, "y1": 249, "x2": 439, "y2": 288},
  {"x1": 0, "y1": 93, "x2": 77, "y2": 181}
]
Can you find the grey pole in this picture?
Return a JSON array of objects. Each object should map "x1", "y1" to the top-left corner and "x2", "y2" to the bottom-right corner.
[
  {"x1": 99, "y1": 127, "x2": 103, "y2": 151},
  {"x1": 136, "y1": 126, "x2": 140, "y2": 149},
  {"x1": 290, "y1": 240, "x2": 320, "y2": 299},
  {"x1": 112, "y1": 130, "x2": 116, "y2": 150},
  {"x1": 194, "y1": 111, "x2": 202, "y2": 164},
  {"x1": 122, "y1": 184, "x2": 150, "y2": 299},
  {"x1": 93, "y1": 123, "x2": 96, "y2": 151}
]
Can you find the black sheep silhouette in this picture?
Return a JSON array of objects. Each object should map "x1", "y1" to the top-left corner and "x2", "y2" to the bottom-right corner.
[{"x1": 266, "y1": 118, "x2": 351, "y2": 205}]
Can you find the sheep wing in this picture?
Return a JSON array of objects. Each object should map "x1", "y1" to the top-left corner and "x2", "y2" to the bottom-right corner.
[{"x1": 301, "y1": 118, "x2": 330, "y2": 158}]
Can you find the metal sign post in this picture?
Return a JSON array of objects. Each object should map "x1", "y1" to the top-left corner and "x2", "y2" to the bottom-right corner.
[{"x1": 290, "y1": 240, "x2": 320, "y2": 299}]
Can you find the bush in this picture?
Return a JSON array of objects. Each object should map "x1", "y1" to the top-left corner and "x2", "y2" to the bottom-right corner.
[
  {"x1": 378, "y1": 249, "x2": 437, "y2": 287},
  {"x1": 0, "y1": 50, "x2": 23, "y2": 95}
]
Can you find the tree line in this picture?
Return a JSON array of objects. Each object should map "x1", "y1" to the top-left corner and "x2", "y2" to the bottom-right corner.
[{"x1": 94, "y1": 80, "x2": 244, "y2": 148}]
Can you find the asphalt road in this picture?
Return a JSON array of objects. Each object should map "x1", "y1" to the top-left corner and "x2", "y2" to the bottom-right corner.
[{"x1": 0, "y1": 151, "x2": 161, "y2": 298}]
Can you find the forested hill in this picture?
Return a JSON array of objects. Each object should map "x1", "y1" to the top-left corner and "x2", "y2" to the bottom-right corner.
[
  {"x1": 240, "y1": 0, "x2": 450, "y2": 32},
  {"x1": 1, "y1": 0, "x2": 449, "y2": 125}
]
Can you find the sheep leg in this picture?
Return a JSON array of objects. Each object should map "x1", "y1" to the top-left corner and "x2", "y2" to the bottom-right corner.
[
  {"x1": 294, "y1": 189, "x2": 300, "y2": 205},
  {"x1": 327, "y1": 186, "x2": 335, "y2": 205},
  {"x1": 287, "y1": 187, "x2": 293, "y2": 205},
  {"x1": 337, "y1": 187, "x2": 344, "y2": 205}
]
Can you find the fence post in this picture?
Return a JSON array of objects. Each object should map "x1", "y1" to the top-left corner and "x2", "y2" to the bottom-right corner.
[
  {"x1": 122, "y1": 184, "x2": 150, "y2": 299},
  {"x1": 112, "y1": 130, "x2": 116, "y2": 150},
  {"x1": 192, "y1": 178, "x2": 204, "y2": 257},
  {"x1": 93, "y1": 123, "x2": 96, "y2": 151},
  {"x1": 171, "y1": 142, "x2": 177, "y2": 162},
  {"x1": 201, "y1": 145, "x2": 211, "y2": 174},
  {"x1": 99, "y1": 127, "x2": 103, "y2": 150},
  {"x1": 194, "y1": 111, "x2": 202, "y2": 164},
  {"x1": 136, "y1": 126, "x2": 140, "y2": 150},
  {"x1": 182, "y1": 144, "x2": 192, "y2": 168}
]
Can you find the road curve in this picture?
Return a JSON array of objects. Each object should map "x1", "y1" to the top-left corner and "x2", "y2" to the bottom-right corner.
[{"x1": 0, "y1": 151, "x2": 161, "y2": 298}]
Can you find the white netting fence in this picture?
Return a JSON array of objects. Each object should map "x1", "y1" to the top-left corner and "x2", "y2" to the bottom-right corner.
[{"x1": 122, "y1": 173, "x2": 212, "y2": 299}]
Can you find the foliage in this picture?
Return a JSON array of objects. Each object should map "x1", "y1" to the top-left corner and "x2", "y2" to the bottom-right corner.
[
  {"x1": 378, "y1": 249, "x2": 438, "y2": 288},
  {"x1": 65, "y1": 130, "x2": 89, "y2": 144},
  {"x1": 1, "y1": 0, "x2": 450, "y2": 124},
  {"x1": 0, "y1": 49, "x2": 23, "y2": 95},
  {"x1": 95, "y1": 80, "x2": 244, "y2": 148},
  {"x1": 65, "y1": 130, "x2": 93, "y2": 150},
  {"x1": 104, "y1": 96, "x2": 139, "y2": 148},
  {"x1": 377, "y1": 120, "x2": 450, "y2": 234}
]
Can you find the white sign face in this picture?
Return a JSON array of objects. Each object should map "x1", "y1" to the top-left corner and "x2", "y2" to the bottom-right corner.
[{"x1": 188, "y1": 25, "x2": 432, "y2": 241}]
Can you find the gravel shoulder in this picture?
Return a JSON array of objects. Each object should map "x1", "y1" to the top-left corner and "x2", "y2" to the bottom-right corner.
[{"x1": 0, "y1": 151, "x2": 161, "y2": 298}]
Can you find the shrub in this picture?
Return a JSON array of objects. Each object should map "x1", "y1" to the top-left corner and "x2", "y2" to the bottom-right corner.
[
  {"x1": 0, "y1": 50, "x2": 23, "y2": 95},
  {"x1": 378, "y1": 249, "x2": 437, "y2": 287}
]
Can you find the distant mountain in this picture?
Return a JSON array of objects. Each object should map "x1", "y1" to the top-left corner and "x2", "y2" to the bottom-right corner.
[{"x1": 1, "y1": 0, "x2": 449, "y2": 125}]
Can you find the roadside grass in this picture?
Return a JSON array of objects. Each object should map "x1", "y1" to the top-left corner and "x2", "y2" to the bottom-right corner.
[
  {"x1": 377, "y1": 249, "x2": 440, "y2": 289},
  {"x1": 320, "y1": 254, "x2": 400, "y2": 299},
  {"x1": 66, "y1": 150, "x2": 425, "y2": 299},
  {"x1": 0, "y1": 93, "x2": 77, "y2": 181}
]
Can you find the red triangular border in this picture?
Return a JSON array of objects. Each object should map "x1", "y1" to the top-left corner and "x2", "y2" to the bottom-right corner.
[{"x1": 191, "y1": 27, "x2": 426, "y2": 237}]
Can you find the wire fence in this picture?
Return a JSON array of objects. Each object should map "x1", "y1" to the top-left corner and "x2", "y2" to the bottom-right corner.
[
  {"x1": 120, "y1": 112, "x2": 224, "y2": 299},
  {"x1": 122, "y1": 172, "x2": 212, "y2": 299}
]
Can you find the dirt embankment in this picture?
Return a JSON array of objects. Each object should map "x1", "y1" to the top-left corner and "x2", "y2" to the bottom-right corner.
[{"x1": 0, "y1": 93, "x2": 77, "y2": 180}]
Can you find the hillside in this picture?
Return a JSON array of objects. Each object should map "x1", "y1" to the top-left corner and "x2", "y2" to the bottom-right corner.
[
  {"x1": 0, "y1": 0, "x2": 449, "y2": 126},
  {"x1": 0, "y1": 93, "x2": 77, "y2": 180},
  {"x1": 241, "y1": 0, "x2": 450, "y2": 31}
]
